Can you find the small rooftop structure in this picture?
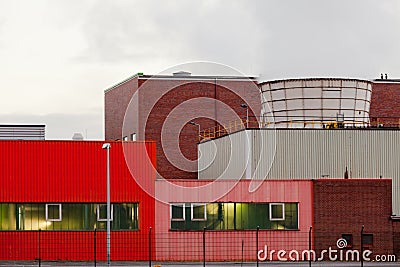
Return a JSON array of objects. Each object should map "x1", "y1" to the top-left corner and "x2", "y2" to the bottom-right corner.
[{"x1": 0, "y1": 124, "x2": 45, "y2": 140}]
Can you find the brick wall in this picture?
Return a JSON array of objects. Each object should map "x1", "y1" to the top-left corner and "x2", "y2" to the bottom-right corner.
[
  {"x1": 313, "y1": 179, "x2": 393, "y2": 258},
  {"x1": 370, "y1": 82, "x2": 400, "y2": 126},
  {"x1": 105, "y1": 76, "x2": 261, "y2": 180},
  {"x1": 104, "y1": 77, "x2": 138, "y2": 140},
  {"x1": 392, "y1": 221, "x2": 400, "y2": 258}
]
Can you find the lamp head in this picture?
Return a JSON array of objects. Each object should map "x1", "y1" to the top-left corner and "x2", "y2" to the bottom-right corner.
[
  {"x1": 240, "y1": 103, "x2": 248, "y2": 108},
  {"x1": 102, "y1": 143, "x2": 111, "y2": 149}
]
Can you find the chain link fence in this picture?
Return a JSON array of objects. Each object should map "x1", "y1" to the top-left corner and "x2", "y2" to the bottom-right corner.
[{"x1": 0, "y1": 228, "x2": 397, "y2": 266}]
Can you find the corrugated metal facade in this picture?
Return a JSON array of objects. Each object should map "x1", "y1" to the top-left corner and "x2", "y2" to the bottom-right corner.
[
  {"x1": 0, "y1": 140, "x2": 156, "y2": 202},
  {"x1": 199, "y1": 129, "x2": 400, "y2": 215},
  {"x1": 0, "y1": 140, "x2": 156, "y2": 261},
  {"x1": 155, "y1": 179, "x2": 313, "y2": 261}
]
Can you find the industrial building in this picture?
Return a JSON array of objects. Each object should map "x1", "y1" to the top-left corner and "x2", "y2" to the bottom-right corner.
[
  {"x1": 104, "y1": 72, "x2": 261, "y2": 180},
  {"x1": 102, "y1": 73, "x2": 400, "y2": 260},
  {"x1": 370, "y1": 77, "x2": 400, "y2": 126},
  {"x1": 0, "y1": 73, "x2": 399, "y2": 262},
  {"x1": 0, "y1": 139, "x2": 392, "y2": 261}
]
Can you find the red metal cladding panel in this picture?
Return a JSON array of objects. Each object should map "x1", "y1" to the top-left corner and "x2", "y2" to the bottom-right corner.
[
  {"x1": 0, "y1": 140, "x2": 156, "y2": 261},
  {"x1": 0, "y1": 231, "x2": 152, "y2": 261},
  {"x1": 154, "y1": 179, "x2": 313, "y2": 261},
  {"x1": 0, "y1": 140, "x2": 156, "y2": 203}
]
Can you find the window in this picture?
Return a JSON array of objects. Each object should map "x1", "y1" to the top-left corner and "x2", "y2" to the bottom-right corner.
[
  {"x1": 341, "y1": 234, "x2": 353, "y2": 248},
  {"x1": 17, "y1": 204, "x2": 45, "y2": 230},
  {"x1": 97, "y1": 204, "x2": 113, "y2": 222},
  {"x1": 171, "y1": 204, "x2": 185, "y2": 221},
  {"x1": 0, "y1": 204, "x2": 17, "y2": 230},
  {"x1": 269, "y1": 203, "x2": 285, "y2": 221},
  {"x1": 130, "y1": 133, "x2": 136, "y2": 141},
  {"x1": 191, "y1": 204, "x2": 206, "y2": 221},
  {"x1": 123, "y1": 136, "x2": 128, "y2": 141},
  {"x1": 170, "y1": 202, "x2": 298, "y2": 231},
  {"x1": 362, "y1": 234, "x2": 373, "y2": 247},
  {"x1": 45, "y1": 204, "x2": 62, "y2": 222},
  {"x1": 112, "y1": 203, "x2": 139, "y2": 230},
  {"x1": 0, "y1": 203, "x2": 138, "y2": 231}
]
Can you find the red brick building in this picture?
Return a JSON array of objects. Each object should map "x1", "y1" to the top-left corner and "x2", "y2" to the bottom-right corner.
[
  {"x1": 313, "y1": 179, "x2": 393, "y2": 259},
  {"x1": 370, "y1": 78, "x2": 400, "y2": 126},
  {"x1": 105, "y1": 73, "x2": 261, "y2": 180}
]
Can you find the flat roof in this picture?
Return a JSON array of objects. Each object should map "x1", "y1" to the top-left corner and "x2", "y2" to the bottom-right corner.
[
  {"x1": 258, "y1": 77, "x2": 372, "y2": 86},
  {"x1": 200, "y1": 127, "x2": 400, "y2": 143},
  {"x1": 105, "y1": 73, "x2": 400, "y2": 93},
  {"x1": 373, "y1": 79, "x2": 400, "y2": 83},
  {"x1": 0, "y1": 124, "x2": 45, "y2": 128},
  {"x1": 105, "y1": 72, "x2": 258, "y2": 92}
]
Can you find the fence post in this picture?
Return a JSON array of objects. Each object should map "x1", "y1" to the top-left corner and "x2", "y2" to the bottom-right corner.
[
  {"x1": 361, "y1": 225, "x2": 364, "y2": 267},
  {"x1": 309, "y1": 226, "x2": 312, "y2": 267},
  {"x1": 149, "y1": 227, "x2": 152, "y2": 267},
  {"x1": 94, "y1": 229, "x2": 97, "y2": 267},
  {"x1": 241, "y1": 239, "x2": 244, "y2": 267},
  {"x1": 256, "y1": 226, "x2": 259, "y2": 267},
  {"x1": 203, "y1": 227, "x2": 206, "y2": 267},
  {"x1": 38, "y1": 229, "x2": 41, "y2": 267}
]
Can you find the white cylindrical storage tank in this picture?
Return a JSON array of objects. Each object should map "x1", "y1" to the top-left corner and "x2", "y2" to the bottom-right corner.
[{"x1": 259, "y1": 78, "x2": 372, "y2": 128}]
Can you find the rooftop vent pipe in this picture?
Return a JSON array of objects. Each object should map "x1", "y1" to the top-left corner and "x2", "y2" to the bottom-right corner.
[
  {"x1": 173, "y1": 71, "x2": 192, "y2": 77},
  {"x1": 72, "y1": 132, "x2": 84, "y2": 140}
]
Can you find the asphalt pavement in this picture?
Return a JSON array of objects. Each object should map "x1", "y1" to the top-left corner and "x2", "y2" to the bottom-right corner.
[{"x1": 0, "y1": 261, "x2": 400, "y2": 267}]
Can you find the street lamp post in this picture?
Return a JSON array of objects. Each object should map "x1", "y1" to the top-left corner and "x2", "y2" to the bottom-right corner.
[
  {"x1": 241, "y1": 103, "x2": 249, "y2": 128},
  {"x1": 188, "y1": 121, "x2": 201, "y2": 142},
  {"x1": 102, "y1": 143, "x2": 111, "y2": 265}
]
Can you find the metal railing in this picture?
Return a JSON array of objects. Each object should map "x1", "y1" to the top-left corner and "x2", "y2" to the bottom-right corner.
[
  {"x1": 198, "y1": 117, "x2": 400, "y2": 142},
  {"x1": 0, "y1": 228, "x2": 396, "y2": 265}
]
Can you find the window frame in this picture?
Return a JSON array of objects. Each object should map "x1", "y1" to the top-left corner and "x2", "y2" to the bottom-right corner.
[
  {"x1": 341, "y1": 233, "x2": 353, "y2": 248},
  {"x1": 97, "y1": 204, "x2": 114, "y2": 222},
  {"x1": 362, "y1": 233, "x2": 373, "y2": 247},
  {"x1": 190, "y1": 203, "x2": 207, "y2": 221},
  {"x1": 45, "y1": 203, "x2": 62, "y2": 222},
  {"x1": 170, "y1": 203, "x2": 185, "y2": 221},
  {"x1": 269, "y1": 203, "x2": 285, "y2": 221}
]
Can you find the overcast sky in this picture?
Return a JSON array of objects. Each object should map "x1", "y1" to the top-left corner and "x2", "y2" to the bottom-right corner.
[{"x1": 0, "y1": 0, "x2": 399, "y2": 140}]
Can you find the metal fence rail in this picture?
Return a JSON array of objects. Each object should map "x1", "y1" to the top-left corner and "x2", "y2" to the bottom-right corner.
[
  {"x1": 198, "y1": 116, "x2": 400, "y2": 142},
  {"x1": 0, "y1": 228, "x2": 397, "y2": 265}
]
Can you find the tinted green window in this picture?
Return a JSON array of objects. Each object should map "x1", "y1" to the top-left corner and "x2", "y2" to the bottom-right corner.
[
  {"x1": 112, "y1": 204, "x2": 139, "y2": 230},
  {"x1": 18, "y1": 204, "x2": 46, "y2": 230},
  {"x1": 270, "y1": 204, "x2": 284, "y2": 220},
  {"x1": 0, "y1": 204, "x2": 16, "y2": 230},
  {"x1": 284, "y1": 203, "x2": 298, "y2": 230},
  {"x1": 171, "y1": 204, "x2": 184, "y2": 220},
  {"x1": 0, "y1": 203, "x2": 139, "y2": 231},
  {"x1": 170, "y1": 202, "x2": 298, "y2": 231},
  {"x1": 46, "y1": 204, "x2": 61, "y2": 221},
  {"x1": 192, "y1": 204, "x2": 206, "y2": 220}
]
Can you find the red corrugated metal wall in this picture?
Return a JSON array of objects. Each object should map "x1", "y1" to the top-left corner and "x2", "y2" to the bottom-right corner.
[
  {"x1": 155, "y1": 179, "x2": 314, "y2": 261},
  {"x1": 0, "y1": 140, "x2": 156, "y2": 261}
]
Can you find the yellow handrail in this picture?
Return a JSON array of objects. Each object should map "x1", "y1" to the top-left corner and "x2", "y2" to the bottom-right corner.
[{"x1": 198, "y1": 118, "x2": 399, "y2": 141}]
